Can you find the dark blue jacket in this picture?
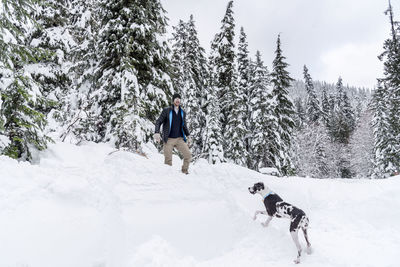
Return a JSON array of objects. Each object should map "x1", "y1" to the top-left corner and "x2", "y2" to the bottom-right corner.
[{"x1": 155, "y1": 105, "x2": 190, "y2": 143}]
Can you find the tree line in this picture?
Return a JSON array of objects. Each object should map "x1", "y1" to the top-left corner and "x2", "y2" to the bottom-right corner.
[{"x1": 0, "y1": 0, "x2": 399, "y2": 178}]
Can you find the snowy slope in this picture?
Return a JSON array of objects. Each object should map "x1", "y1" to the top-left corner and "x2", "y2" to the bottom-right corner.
[{"x1": 0, "y1": 141, "x2": 399, "y2": 267}]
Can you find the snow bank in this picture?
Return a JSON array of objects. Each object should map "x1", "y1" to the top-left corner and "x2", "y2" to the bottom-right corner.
[{"x1": 0, "y1": 141, "x2": 399, "y2": 267}]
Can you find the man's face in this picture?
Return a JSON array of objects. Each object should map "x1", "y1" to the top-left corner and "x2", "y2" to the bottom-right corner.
[{"x1": 173, "y1": 98, "x2": 181, "y2": 106}]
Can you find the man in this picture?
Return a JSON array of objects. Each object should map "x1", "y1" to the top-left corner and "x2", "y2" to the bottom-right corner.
[{"x1": 154, "y1": 93, "x2": 192, "y2": 174}]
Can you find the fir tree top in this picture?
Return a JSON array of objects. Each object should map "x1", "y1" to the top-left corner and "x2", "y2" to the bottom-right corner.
[{"x1": 271, "y1": 34, "x2": 294, "y2": 94}]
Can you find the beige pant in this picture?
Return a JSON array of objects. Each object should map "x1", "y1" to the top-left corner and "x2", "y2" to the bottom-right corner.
[{"x1": 164, "y1": 137, "x2": 192, "y2": 171}]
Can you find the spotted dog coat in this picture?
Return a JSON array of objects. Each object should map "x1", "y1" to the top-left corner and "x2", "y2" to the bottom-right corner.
[
  {"x1": 249, "y1": 182, "x2": 312, "y2": 264},
  {"x1": 264, "y1": 193, "x2": 309, "y2": 232}
]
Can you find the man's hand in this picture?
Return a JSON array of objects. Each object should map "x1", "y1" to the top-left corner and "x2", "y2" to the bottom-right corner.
[
  {"x1": 153, "y1": 133, "x2": 161, "y2": 143},
  {"x1": 187, "y1": 136, "x2": 193, "y2": 147}
]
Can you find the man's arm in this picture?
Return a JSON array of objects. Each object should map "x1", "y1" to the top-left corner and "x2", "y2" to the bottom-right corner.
[{"x1": 155, "y1": 108, "x2": 167, "y2": 133}]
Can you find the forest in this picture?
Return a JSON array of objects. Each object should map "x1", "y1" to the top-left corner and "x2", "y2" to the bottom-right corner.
[{"x1": 1, "y1": 0, "x2": 399, "y2": 178}]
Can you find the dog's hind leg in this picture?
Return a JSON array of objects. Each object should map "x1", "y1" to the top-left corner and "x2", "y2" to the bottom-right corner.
[
  {"x1": 302, "y1": 228, "x2": 312, "y2": 254},
  {"x1": 301, "y1": 216, "x2": 312, "y2": 254},
  {"x1": 291, "y1": 231, "x2": 302, "y2": 264}
]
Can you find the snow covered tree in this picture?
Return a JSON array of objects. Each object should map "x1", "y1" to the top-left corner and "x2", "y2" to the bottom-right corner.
[
  {"x1": 349, "y1": 108, "x2": 374, "y2": 178},
  {"x1": 303, "y1": 65, "x2": 320, "y2": 123},
  {"x1": 320, "y1": 84, "x2": 330, "y2": 125},
  {"x1": 27, "y1": 0, "x2": 74, "y2": 132},
  {"x1": 184, "y1": 15, "x2": 208, "y2": 158},
  {"x1": 332, "y1": 143, "x2": 352, "y2": 178},
  {"x1": 270, "y1": 35, "x2": 296, "y2": 176},
  {"x1": 0, "y1": 0, "x2": 52, "y2": 160},
  {"x1": 125, "y1": 0, "x2": 172, "y2": 125},
  {"x1": 170, "y1": 20, "x2": 187, "y2": 94},
  {"x1": 292, "y1": 124, "x2": 330, "y2": 178},
  {"x1": 237, "y1": 27, "x2": 253, "y2": 167},
  {"x1": 209, "y1": 0, "x2": 237, "y2": 138},
  {"x1": 29, "y1": 0, "x2": 72, "y2": 96},
  {"x1": 67, "y1": 0, "x2": 173, "y2": 149},
  {"x1": 330, "y1": 77, "x2": 355, "y2": 144},
  {"x1": 373, "y1": 0, "x2": 400, "y2": 176},
  {"x1": 59, "y1": 0, "x2": 99, "y2": 142},
  {"x1": 372, "y1": 83, "x2": 395, "y2": 178},
  {"x1": 322, "y1": 77, "x2": 356, "y2": 177},
  {"x1": 250, "y1": 51, "x2": 275, "y2": 170},
  {"x1": 111, "y1": 69, "x2": 147, "y2": 151},
  {"x1": 224, "y1": 60, "x2": 246, "y2": 164},
  {"x1": 170, "y1": 15, "x2": 208, "y2": 158},
  {"x1": 203, "y1": 84, "x2": 224, "y2": 164},
  {"x1": 293, "y1": 97, "x2": 306, "y2": 129}
]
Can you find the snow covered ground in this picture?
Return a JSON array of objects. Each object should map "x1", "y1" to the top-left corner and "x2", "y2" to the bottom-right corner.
[{"x1": 0, "y1": 140, "x2": 399, "y2": 267}]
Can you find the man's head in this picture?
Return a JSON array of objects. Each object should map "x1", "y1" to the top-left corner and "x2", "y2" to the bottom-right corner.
[
  {"x1": 172, "y1": 93, "x2": 181, "y2": 107},
  {"x1": 248, "y1": 182, "x2": 265, "y2": 194}
]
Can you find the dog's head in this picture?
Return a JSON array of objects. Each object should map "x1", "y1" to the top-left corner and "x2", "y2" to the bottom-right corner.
[{"x1": 248, "y1": 182, "x2": 265, "y2": 194}]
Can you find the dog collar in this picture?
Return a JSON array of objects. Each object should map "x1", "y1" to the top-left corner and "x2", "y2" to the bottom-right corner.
[{"x1": 264, "y1": 191, "x2": 273, "y2": 199}]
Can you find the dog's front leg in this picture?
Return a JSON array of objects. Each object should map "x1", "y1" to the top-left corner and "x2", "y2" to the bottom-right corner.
[
  {"x1": 261, "y1": 216, "x2": 273, "y2": 227},
  {"x1": 253, "y1": 210, "x2": 267, "y2": 220}
]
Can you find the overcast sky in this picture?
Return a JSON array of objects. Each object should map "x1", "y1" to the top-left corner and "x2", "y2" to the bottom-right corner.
[{"x1": 160, "y1": 0, "x2": 395, "y2": 89}]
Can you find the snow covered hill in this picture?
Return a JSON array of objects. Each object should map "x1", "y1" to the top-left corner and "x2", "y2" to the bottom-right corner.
[{"x1": 0, "y1": 141, "x2": 399, "y2": 267}]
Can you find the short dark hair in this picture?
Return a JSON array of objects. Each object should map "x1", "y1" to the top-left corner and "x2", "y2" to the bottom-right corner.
[{"x1": 172, "y1": 93, "x2": 181, "y2": 102}]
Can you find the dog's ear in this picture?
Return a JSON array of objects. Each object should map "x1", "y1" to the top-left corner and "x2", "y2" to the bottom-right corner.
[{"x1": 255, "y1": 182, "x2": 264, "y2": 191}]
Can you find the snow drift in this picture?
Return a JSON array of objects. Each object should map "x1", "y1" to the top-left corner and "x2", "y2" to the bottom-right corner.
[{"x1": 0, "y1": 140, "x2": 399, "y2": 267}]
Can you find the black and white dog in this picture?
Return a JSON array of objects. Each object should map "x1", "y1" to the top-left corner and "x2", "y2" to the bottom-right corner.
[{"x1": 248, "y1": 182, "x2": 312, "y2": 264}]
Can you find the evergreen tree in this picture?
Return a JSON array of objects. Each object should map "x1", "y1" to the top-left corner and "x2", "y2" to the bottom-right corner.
[
  {"x1": 237, "y1": 27, "x2": 251, "y2": 162},
  {"x1": 372, "y1": 83, "x2": 394, "y2": 177},
  {"x1": 186, "y1": 15, "x2": 209, "y2": 95},
  {"x1": 29, "y1": 0, "x2": 72, "y2": 100},
  {"x1": 170, "y1": 20, "x2": 187, "y2": 94},
  {"x1": 170, "y1": 15, "x2": 208, "y2": 158},
  {"x1": 293, "y1": 97, "x2": 306, "y2": 129},
  {"x1": 237, "y1": 27, "x2": 254, "y2": 167},
  {"x1": 0, "y1": 0, "x2": 52, "y2": 160},
  {"x1": 326, "y1": 92, "x2": 336, "y2": 141},
  {"x1": 335, "y1": 143, "x2": 352, "y2": 178},
  {"x1": 375, "y1": 0, "x2": 400, "y2": 175},
  {"x1": 60, "y1": 0, "x2": 99, "y2": 142},
  {"x1": 127, "y1": 0, "x2": 172, "y2": 125},
  {"x1": 324, "y1": 77, "x2": 356, "y2": 177},
  {"x1": 184, "y1": 15, "x2": 208, "y2": 159},
  {"x1": 354, "y1": 96, "x2": 363, "y2": 124},
  {"x1": 349, "y1": 108, "x2": 374, "y2": 178},
  {"x1": 303, "y1": 65, "x2": 321, "y2": 123},
  {"x1": 112, "y1": 70, "x2": 146, "y2": 151},
  {"x1": 320, "y1": 85, "x2": 330, "y2": 125},
  {"x1": 270, "y1": 35, "x2": 296, "y2": 176},
  {"x1": 314, "y1": 139, "x2": 330, "y2": 178},
  {"x1": 209, "y1": 0, "x2": 237, "y2": 137},
  {"x1": 203, "y1": 84, "x2": 224, "y2": 164},
  {"x1": 27, "y1": 0, "x2": 73, "y2": 135},
  {"x1": 224, "y1": 57, "x2": 246, "y2": 165},
  {"x1": 292, "y1": 124, "x2": 330, "y2": 178},
  {"x1": 331, "y1": 77, "x2": 355, "y2": 144},
  {"x1": 67, "y1": 0, "x2": 172, "y2": 149},
  {"x1": 250, "y1": 51, "x2": 275, "y2": 170}
]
